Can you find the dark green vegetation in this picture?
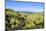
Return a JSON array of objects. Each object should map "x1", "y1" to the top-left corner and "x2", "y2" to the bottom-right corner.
[{"x1": 5, "y1": 9, "x2": 44, "y2": 30}]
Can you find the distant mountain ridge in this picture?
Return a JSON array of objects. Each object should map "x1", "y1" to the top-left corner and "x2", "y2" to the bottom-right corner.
[{"x1": 16, "y1": 11, "x2": 32, "y2": 14}]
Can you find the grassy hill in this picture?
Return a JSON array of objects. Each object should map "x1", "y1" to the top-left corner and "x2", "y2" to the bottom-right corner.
[{"x1": 5, "y1": 8, "x2": 44, "y2": 30}]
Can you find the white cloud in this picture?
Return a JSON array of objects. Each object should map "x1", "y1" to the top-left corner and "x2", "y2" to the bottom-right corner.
[{"x1": 15, "y1": 7, "x2": 43, "y2": 12}]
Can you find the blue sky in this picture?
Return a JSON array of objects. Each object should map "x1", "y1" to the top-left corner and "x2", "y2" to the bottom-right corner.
[{"x1": 6, "y1": 0, "x2": 44, "y2": 12}]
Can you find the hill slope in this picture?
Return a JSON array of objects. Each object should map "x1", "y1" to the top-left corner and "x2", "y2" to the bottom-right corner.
[{"x1": 5, "y1": 9, "x2": 44, "y2": 30}]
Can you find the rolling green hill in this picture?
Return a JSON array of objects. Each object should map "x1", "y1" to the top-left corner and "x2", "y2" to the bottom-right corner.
[{"x1": 5, "y1": 8, "x2": 44, "y2": 30}]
